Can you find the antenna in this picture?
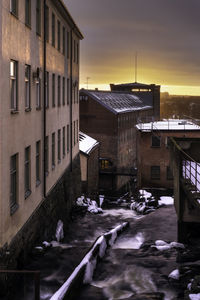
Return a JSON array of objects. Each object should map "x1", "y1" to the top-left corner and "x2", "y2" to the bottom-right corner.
[
  {"x1": 135, "y1": 52, "x2": 138, "y2": 83},
  {"x1": 86, "y1": 77, "x2": 90, "y2": 89}
]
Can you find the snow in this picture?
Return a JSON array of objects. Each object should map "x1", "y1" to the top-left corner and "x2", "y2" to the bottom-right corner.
[
  {"x1": 189, "y1": 294, "x2": 200, "y2": 300},
  {"x1": 113, "y1": 232, "x2": 144, "y2": 249},
  {"x1": 55, "y1": 220, "x2": 64, "y2": 242},
  {"x1": 79, "y1": 132, "x2": 99, "y2": 155},
  {"x1": 139, "y1": 189, "x2": 152, "y2": 200},
  {"x1": 84, "y1": 258, "x2": 97, "y2": 284},
  {"x1": 99, "y1": 195, "x2": 104, "y2": 207},
  {"x1": 136, "y1": 119, "x2": 200, "y2": 131},
  {"x1": 159, "y1": 196, "x2": 174, "y2": 206},
  {"x1": 168, "y1": 269, "x2": 180, "y2": 280},
  {"x1": 152, "y1": 240, "x2": 184, "y2": 251},
  {"x1": 76, "y1": 196, "x2": 103, "y2": 214},
  {"x1": 42, "y1": 241, "x2": 51, "y2": 248}
]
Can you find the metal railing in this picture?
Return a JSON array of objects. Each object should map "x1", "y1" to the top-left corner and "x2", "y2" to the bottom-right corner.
[{"x1": 182, "y1": 160, "x2": 200, "y2": 193}]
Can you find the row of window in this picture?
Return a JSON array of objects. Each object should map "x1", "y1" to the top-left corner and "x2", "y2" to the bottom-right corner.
[
  {"x1": 151, "y1": 166, "x2": 173, "y2": 180},
  {"x1": 10, "y1": 121, "x2": 79, "y2": 215},
  {"x1": 11, "y1": 0, "x2": 79, "y2": 63},
  {"x1": 10, "y1": 60, "x2": 79, "y2": 112}
]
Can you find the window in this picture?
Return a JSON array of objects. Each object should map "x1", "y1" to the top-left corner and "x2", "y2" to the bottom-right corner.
[
  {"x1": 52, "y1": 13, "x2": 55, "y2": 46},
  {"x1": 67, "y1": 31, "x2": 70, "y2": 59},
  {"x1": 57, "y1": 75, "x2": 61, "y2": 106},
  {"x1": 62, "y1": 27, "x2": 65, "y2": 55},
  {"x1": 36, "y1": 78, "x2": 41, "y2": 109},
  {"x1": 36, "y1": 141, "x2": 41, "y2": 185},
  {"x1": 52, "y1": 133, "x2": 55, "y2": 169},
  {"x1": 45, "y1": 5, "x2": 49, "y2": 42},
  {"x1": 67, "y1": 124, "x2": 69, "y2": 153},
  {"x1": 151, "y1": 166, "x2": 160, "y2": 180},
  {"x1": 73, "y1": 40, "x2": 76, "y2": 62},
  {"x1": 36, "y1": 0, "x2": 41, "y2": 35},
  {"x1": 25, "y1": 0, "x2": 31, "y2": 27},
  {"x1": 67, "y1": 78, "x2": 69, "y2": 105},
  {"x1": 25, "y1": 64, "x2": 31, "y2": 110},
  {"x1": 63, "y1": 127, "x2": 65, "y2": 157},
  {"x1": 167, "y1": 166, "x2": 173, "y2": 180},
  {"x1": 25, "y1": 146, "x2": 31, "y2": 198},
  {"x1": 76, "y1": 43, "x2": 79, "y2": 64},
  {"x1": 76, "y1": 120, "x2": 79, "y2": 143},
  {"x1": 10, "y1": 60, "x2": 18, "y2": 111},
  {"x1": 58, "y1": 129, "x2": 61, "y2": 162},
  {"x1": 100, "y1": 159, "x2": 112, "y2": 169},
  {"x1": 45, "y1": 136, "x2": 49, "y2": 175},
  {"x1": 57, "y1": 20, "x2": 60, "y2": 51},
  {"x1": 10, "y1": 0, "x2": 18, "y2": 17},
  {"x1": 152, "y1": 135, "x2": 161, "y2": 147},
  {"x1": 10, "y1": 153, "x2": 18, "y2": 215},
  {"x1": 45, "y1": 71, "x2": 49, "y2": 108},
  {"x1": 52, "y1": 74, "x2": 55, "y2": 107},
  {"x1": 62, "y1": 77, "x2": 65, "y2": 105},
  {"x1": 73, "y1": 121, "x2": 76, "y2": 146}
]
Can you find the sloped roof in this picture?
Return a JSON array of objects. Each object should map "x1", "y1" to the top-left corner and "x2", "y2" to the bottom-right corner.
[
  {"x1": 80, "y1": 89, "x2": 152, "y2": 114},
  {"x1": 79, "y1": 132, "x2": 99, "y2": 155},
  {"x1": 111, "y1": 82, "x2": 154, "y2": 89}
]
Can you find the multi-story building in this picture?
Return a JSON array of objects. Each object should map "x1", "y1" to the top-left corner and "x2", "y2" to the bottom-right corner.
[
  {"x1": 136, "y1": 119, "x2": 200, "y2": 189},
  {"x1": 0, "y1": 0, "x2": 83, "y2": 269},
  {"x1": 79, "y1": 88, "x2": 153, "y2": 193}
]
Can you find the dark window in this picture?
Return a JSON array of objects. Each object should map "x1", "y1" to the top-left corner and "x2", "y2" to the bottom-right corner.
[
  {"x1": 63, "y1": 127, "x2": 65, "y2": 157},
  {"x1": 45, "y1": 5, "x2": 49, "y2": 42},
  {"x1": 73, "y1": 40, "x2": 76, "y2": 62},
  {"x1": 25, "y1": 0, "x2": 31, "y2": 27},
  {"x1": 67, "y1": 31, "x2": 69, "y2": 59},
  {"x1": 57, "y1": 75, "x2": 61, "y2": 106},
  {"x1": 52, "y1": 133, "x2": 55, "y2": 169},
  {"x1": 45, "y1": 136, "x2": 49, "y2": 175},
  {"x1": 36, "y1": 0, "x2": 41, "y2": 35},
  {"x1": 52, "y1": 13, "x2": 55, "y2": 46},
  {"x1": 151, "y1": 166, "x2": 160, "y2": 180},
  {"x1": 77, "y1": 43, "x2": 79, "y2": 64},
  {"x1": 62, "y1": 27, "x2": 65, "y2": 54},
  {"x1": 25, "y1": 146, "x2": 31, "y2": 198},
  {"x1": 52, "y1": 74, "x2": 55, "y2": 107},
  {"x1": 167, "y1": 166, "x2": 173, "y2": 180},
  {"x1": 10, "y1": 153, "x2": 18, "y2": 215},
  {"x1": 67, "y1": 78, "x2": 69, "y2": 105},
  {"x1": 36, "y1": 141, "x2": 41, "y2": 185},
  {"x1": 36, "y1": 78, "x2": 41, "y2": 109},
  {"x1": 45, "y1": 71, "x2": 49, "y2": 108},
  {"x1": 25, "y1": 64, "x2": 31, "y2": 110},
  {"x1": 152, "y1": 135, "x2": 161, "y2": 147},
  {"x1": 10, "y1": 60, "x2": 18, "y2": 111},
  {"x1": 58, "y1": 129, "x2": 61, "y2": 162},
  {"x1": 62, "y1": 77, "x2": 65, "y2": 105},
  {"x1": 76, "y1": 120, "x2": 79, "y2": 143},
  {"x1": 67, "y1": 124, "x2": 69, "y2": 153},
  {"x1": 73, "y1": 121, "x2": 76, "y2": 146},
  {"x1": 10, "y1": 0, "x2": 18, "y2": 17},
  {"x1": 57, "y1": 20, "x2": 60, "y2": 51}
]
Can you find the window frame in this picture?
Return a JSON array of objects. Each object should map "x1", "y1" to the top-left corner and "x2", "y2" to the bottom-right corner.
[
  {"x1": 25, "y1": 0, "x2": 31, "y2": 27},
  {"x1": 57, "y1": 20, "x2": 60, "y2": 51},
  {"x1": 63, "y1": 127, "x2": 66, "y2": 158},
  {"x1": 62, "y1": 77, "x2": 65, "y2": 105},
  {"x1": 151, "y1": 166, "x2": 160, "y2": 180},
  {"x1": 36, "y1": 141, "x2": 41, "y2": 186},
  {"x1": 25, "y1": 146, "x2": 31, "y2": 199},
  {"x1": 25, "y1": 64, "x2": 31, "y2": 111},
  {"x1": 58, "y1": 129, "x2": 61, "y2": 163},
  {"x1": 36, "y1": 0, "x2": 41, "y2": 36},
  {"x1": 10, "y1": 60, "x2": 18, "y2": 112},
  {"x1": 10, "y1": 0, "x2": 18, "y2": 17},
  {"x1": 151, "y1": 135, "x2": 161, "y2": 148},
  {"x1": 52, "y1": 132, "x2": 55, "y2": 169},
  {"x1": 52, "y1": 73, "x2": 55, "y2": 107},
  {"x1": 10, "y1": 153, "x2": 19, "y2": 215},
  {"x1": 52, "y1": 13, "x2": 55, "y2": 47}
]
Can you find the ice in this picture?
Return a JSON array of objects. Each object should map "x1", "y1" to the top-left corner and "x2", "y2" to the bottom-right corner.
[
  {"x1": 152, "y1": 240, "x2": 184, "y2": 251},
  {"x1": 152, "y1": 244, "x2": 171, "y2": 251},
  {"x1": 170, "y1": 241, "x2": 184, "y2": 249},
  {"x1": 55, "y1": 220, "x2": 64, "y2": 242},
  {"x1": 168, "y1": 269, "x2": 179, "y2": 280},
  {"x1": 83, "y1": 258, "x2": 97, "y2": 284},
  {"x1": 99, "y1": 195, "x2": 104, "y2": 207},
  {"x1": 159, "y1": 196, "x2": 174, "y2": 206},
  {"x1": 113, "y1": 232, "x2": 144, "y2": 249},
  {"x1": 189, "y1": 294, "x2": 200, "y2": 300}
]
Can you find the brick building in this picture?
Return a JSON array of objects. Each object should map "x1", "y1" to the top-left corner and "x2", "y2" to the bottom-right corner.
[
  {"x1": 0, "y1": 0, "x2": 83, "y2": 271},
  {"x1": 136, "y1": 120, "x2": 200, "y2": 189},
  {"x1": 79, "y1": 88, "x2": 155, "y2": 193},
  {"x1": 79, "y1": 132, "x2": 99, "y2": 195}
]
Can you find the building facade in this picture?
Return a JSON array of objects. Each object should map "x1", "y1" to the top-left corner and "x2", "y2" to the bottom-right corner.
[
  {"x1": 79, "y1": 89, "x2": 153, "y2": 193},
  {"x1": 136, "y1": 120, "x2": 200, "y2": 189},
  {"x1": 0, "y1": 0, "x2": 83, "y2": 269}
]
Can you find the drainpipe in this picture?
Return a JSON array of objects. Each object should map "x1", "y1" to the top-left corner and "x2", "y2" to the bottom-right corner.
[
  {"x1": 70, "y1": 29, "x2": 73, "y2": 172},
  {"x1": 43, "y1": 0, "x2": 47, "y2": 197}
]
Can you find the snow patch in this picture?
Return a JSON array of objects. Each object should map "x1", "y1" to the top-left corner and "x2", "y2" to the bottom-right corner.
[
  {"x1": 189, "y1": 294, "x2": 200, "y2": 300},
  {"x1": 55, "y1": 220, "x2": 64, "y2": 242},
  {"x1": 83, "y1": 258, "x2": 97, "y2": 284},
  {"x1": 152, "y1": 240, "x2": 184, "y2": 251},
  {"x1": 159, "y1": 196, "x2": 174, "y2": 206},
  {"x1": 168, "y1": 269, "x2": 180, "y2": 280}
]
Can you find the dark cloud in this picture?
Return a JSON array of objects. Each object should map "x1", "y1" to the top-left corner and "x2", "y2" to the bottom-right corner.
[{"x1": 65, "y1": 0, "x2": 200, "y2": 89}]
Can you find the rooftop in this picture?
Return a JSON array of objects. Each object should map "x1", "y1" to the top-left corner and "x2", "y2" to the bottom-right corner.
[
  {"x1": 136, "y1": 119, "x2": 200, "y2": 131},
  {"x1": 80, "y1": 89, "x2": 152, "y2": 114},
  {"x1": 79, "y1": 132, "x2": 99, "y2": 155}
]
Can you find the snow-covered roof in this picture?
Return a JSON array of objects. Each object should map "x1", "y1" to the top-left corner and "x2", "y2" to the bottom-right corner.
[
  {"x1": 79, "y1": 132, "x2": 99, "y2": 155},
  {"x1": 80, "y1": 89, "x2": 152, "y2": 114},
  {"x1": 136, "y1": 119, "x2": 200, "y2": 131}
]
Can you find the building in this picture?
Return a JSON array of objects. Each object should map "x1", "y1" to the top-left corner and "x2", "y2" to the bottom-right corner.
[
  {"x1": 79, "y1": 132, "x2": 99, "y2": 196},
  {"x1": 79, "y1": 89, "x2": 153, "y2": 193},
  {"x1": 0, "y1": 0, "x2": 83, "y2": 270},
  {"x1": 136, "y1": 119, "x2": 200, "y2": 189},
  {"x1": 169, "y1": 136, "x2": 200, "y2": 242},
  {"x1": 110, "y1": 82, "x2": 160, "y2": 120}
]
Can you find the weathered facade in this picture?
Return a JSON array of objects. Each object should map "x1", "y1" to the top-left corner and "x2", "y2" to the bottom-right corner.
[
  {"x1": 0, "y1": 0, "x2": 83, "y2": 269},
  {"x1": 79, "y1": 89, "x2": 154, "y2": 193},
  {"x1": 79, "y1": 132, "x2": 99, "y2": 196},
  {"x1": 136, "y1": 120, "x2": 200, "y2": 189}
]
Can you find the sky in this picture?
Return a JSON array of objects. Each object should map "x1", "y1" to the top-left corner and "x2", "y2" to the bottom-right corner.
[{"x1": 65, "y1": 0, "x2": 200, "y2": 95}]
